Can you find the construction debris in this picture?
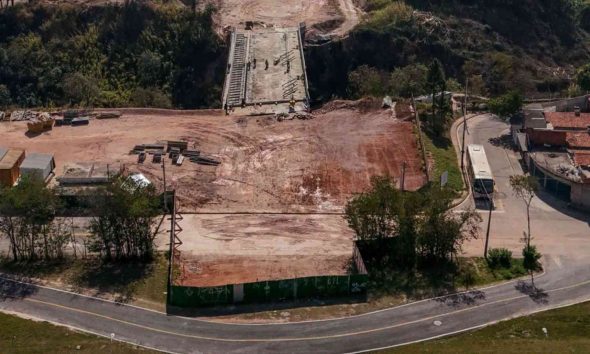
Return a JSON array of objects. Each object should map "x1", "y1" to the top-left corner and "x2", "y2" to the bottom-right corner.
[
  {"x1": 274, "y1": 112, "x2": 314, "y2": 121},
  {"x1": 11, "y1": 110, "x2": 37, "y2": 121}
]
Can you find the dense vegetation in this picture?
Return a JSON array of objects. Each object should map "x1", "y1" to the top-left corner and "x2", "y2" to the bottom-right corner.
[
  {"x1": 307, "y1": 0, "x2": 590, "y2": 102},
  {"x1": 0, "y1": 2, "x2": 226, "y2": 109},
  {"x1": 345, "y1": 176, "x2": 481, "y2": 270}
]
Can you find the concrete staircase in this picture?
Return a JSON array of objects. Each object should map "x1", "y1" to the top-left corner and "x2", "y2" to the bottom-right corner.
[{"x1": 226, "y1": 34, "x2": 248, "y2": 107}]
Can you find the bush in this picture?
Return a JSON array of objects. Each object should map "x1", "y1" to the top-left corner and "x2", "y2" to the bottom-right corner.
[{"x1": 487, "y1": 248, "x2": 513, "y2": 269}]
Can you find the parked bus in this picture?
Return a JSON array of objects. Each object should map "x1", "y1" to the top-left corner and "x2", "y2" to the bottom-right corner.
[{"x1": 467, "y1": 144, "x2": 495, "y2": 199}]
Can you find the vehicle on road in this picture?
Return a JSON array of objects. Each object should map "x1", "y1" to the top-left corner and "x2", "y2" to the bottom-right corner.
[{"x1": 467, "y1": 144, "x2": 495, "y2": 199}]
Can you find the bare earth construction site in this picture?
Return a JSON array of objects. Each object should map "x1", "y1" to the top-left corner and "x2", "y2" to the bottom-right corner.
[
  {"x1": 0, "y1": 1, "x2": 425, "y2": 291},
  {"x1": 0, "y1": 101, "x2": 426, "y2": 286}
]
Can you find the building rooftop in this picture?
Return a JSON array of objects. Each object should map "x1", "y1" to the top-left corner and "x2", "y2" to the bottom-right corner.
[
  {"x1": 20, "y1": 153, "x2": 54, "y2": 170},
  {"x1": 524, "y1": 109, "x2": 547, "y2": 129},
  {"x1": 566, "y1": 131, "x2": 590, "y2": 149},
  {"x1": 544, "y1": 111, "x2": 590, "y2": 130},
  {"x1": 0, "y1": 149, "x2": 25, "y2": 169},
  {"x1": 571, "y1": 150, "x2": 590, "y2": 168}
]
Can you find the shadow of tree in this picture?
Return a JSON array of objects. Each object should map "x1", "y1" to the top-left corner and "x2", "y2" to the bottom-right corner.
[
  {"x1": 0, "y1": 278, "x2": 38, "y2": 301},
  {"x1": 434, "y1": 290, "x2": 486, "y2": 307},
  {"x1": 0, "y1": 258, "x2": 156, "y2": 304},
  {"x1": 73, "y1": 260, "x2": 155, "y2": 303},
  {"x1": 488, "y1": 134, "x2": 514, "y2": 150},
  {"x1": 515, "y1": 280, "x2": 549, "y2": 304}
]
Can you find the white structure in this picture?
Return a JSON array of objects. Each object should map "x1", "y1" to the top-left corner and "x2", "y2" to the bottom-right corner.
[{"x1": 19, "y1": 153, "x2": 55, "y2": 182}]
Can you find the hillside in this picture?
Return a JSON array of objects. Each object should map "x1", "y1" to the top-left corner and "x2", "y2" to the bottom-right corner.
[
  {"x1": 0, "y1": 1, "x2": 589, "y2": 108},
  {"x1": 307, "y1": 0, "x2": 590, "y2": 102}
]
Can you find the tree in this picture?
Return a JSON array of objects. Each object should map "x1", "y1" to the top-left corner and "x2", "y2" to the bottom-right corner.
[
  {"x1": 417, "y1": 187, "x2": 481, "y2": 266},
  {"x1": 348, "y1": 65, "x2": 388, "y2": 98},
  {"x1": 576, "y1": 64, "x2": 590, "y2": 92},
  {"x1": 522, "y1": 244, "x2": 542, "y2": 287},
  {"x1": 345, "y1": 178, "x2": 481, "y2": 270},
  {"x1": 390, "y1": 64, "x2": 428, "y2": 98},
  {"x1": 0, "y1": 176, "x2": 65, "y2": 261},
  {"x1": 0, "y1": 84, "x2": 11, "y2": 108},
  {"x1": 345, "y1": 176, "x2": 420, "y2": 269},
  {"x1": 426, "y1": 59, "x2": 449, "y2": 136},
  {"x1": 89, "y1": 175, "x2": 160, "y2": 261},
  {"x1": 488, "y1": 90, "x2": 523, "y2": 118},
  {"x1": 509, "y1": 175, "x2": 539, "y2": 247},
  {"x1": 62, "y1": 72, "x2": 100, "y2": 106},
  {"x1": 130, "y1": 87, "x2": 172, "y2": 108}
]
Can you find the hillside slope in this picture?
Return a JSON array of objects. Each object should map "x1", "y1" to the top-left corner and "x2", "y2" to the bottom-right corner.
[{"x1": 307, "y1": 0, "x2": 590, "y2": 101}]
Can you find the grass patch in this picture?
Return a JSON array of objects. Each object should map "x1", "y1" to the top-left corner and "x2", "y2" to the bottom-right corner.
[
  {"x1": 369, "y1": 257, "x2": 526, "y2": 300},
  {"x1": 421, "y1": 127, "x2": 463, "y2": 191},
  {"x1": 379, "y1": 300, "x2": 590, "y2": 353},
  {"x1": 0, "y1": 253, "x2": 168, "y2": 310},
  {"x1": 0, "y1": 311, "x2": 157, "y2": 353}
]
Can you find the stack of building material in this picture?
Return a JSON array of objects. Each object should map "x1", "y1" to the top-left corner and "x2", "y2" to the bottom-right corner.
[
  {"x1": 27, "y1": 112, "x2": 55, "y2": 133},
  {"x1": 189, "y1": 155, "x2": 221, "y2": 166},
  {"x1": 183, "y1": 150, "x2": 200, "y2": 158},
  {"x1": 96, "y1": 111, "x2": 122, "y2": 119},
  {"x1": 167, "y1": 141, "x2": 189, "y2": 152},
  {"x1": 57, "y1": 162, "x2": 116, "y2": 185},
  {"x1": 0, "y1": 148, "x2": 25, "y2": 187},
  {"x1": 19, "y1": 153, "x2": 56, "y2": 182},
  {"x1": 71, "y1": 117, "x2": 90, "y2": 126}
]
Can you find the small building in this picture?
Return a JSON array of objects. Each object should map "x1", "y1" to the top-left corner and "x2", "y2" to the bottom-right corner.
[
  {"x1": 0, "y1": 148, "x2": 26, "y2": 187},
  {"x1": 20, "y1": 153, "x2": 56, "y2": 182}
]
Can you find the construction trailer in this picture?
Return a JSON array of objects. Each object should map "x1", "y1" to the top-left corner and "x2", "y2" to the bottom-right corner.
[
  {"x1": 19, "y1": 153, "x2": 56, "y2": 182},
  {"x1": 0, "y1": 148, "x2": 26, "y2": 187}
]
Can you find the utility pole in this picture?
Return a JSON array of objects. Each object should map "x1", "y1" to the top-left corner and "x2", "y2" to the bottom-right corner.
[
  {"x1": 460, "y1": 77, "x2": 468, "y2": 174},
  {"x1": 162, "y1": 159, "x2": 168, "y2": 213},
  {"x1": 400, "y1": 161, "x2": 407, "y2": 192},
  {"x1": 483, "y1": 180, "x2": 493, "y2": 259}
]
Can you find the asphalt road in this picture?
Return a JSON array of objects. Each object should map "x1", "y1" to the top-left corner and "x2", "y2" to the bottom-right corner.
[{"x1": 1, "y1": 114, "x2": 589, "y2": 353}]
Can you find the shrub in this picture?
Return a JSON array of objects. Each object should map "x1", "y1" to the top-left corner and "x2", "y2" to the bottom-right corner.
[{"x1": 487, "y1": 248, "x2": 512, "y2": 269}]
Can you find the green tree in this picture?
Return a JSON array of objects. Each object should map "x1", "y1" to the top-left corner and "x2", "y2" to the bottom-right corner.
[
  {"x1": 510, "y1": 175, "x2": 539, "y2": 247},
  {"x1": 522, "y1": 244, "x2": 542, "y2": 287},
  {"x1": 417, "y1": 187, "x2": 481, "y2": 266},
  {"x1": 0, "y1": 84, "x2": 11, "y2": 108},
  {"x1": 426, "y1": 59, "x2": 449, "y2": 136},
  {"x1": 130, "y1": 87, "x2": 172, "y2": 108},
  {"x1": 62, "y1": 72, "x2": 100, "y2": 106},
  {"x1": 345, "y1": 178, "x2": 481, "y2": 270},
  {"x1": 576, "y1": 64, "x2": 590, "y2": 92},
  {"x1": 488, "y1": 90, "x2": 523, "y2": 118},
  {"x1": 0, "y1": 176, "x2": 64, "y2": 261},
  {"x1": 89, "y1": 175, "x2": 160, "y2": 261},
  {"x1": 390, "y1": 64, "x2": 428, "y2": 98},
  {"x1": 348, "y1": 65, "x2": 388, "y2": 98}
]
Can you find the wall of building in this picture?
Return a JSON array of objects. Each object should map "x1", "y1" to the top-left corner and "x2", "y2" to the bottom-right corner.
[
  {"x1": 570, "y1": 182, "x2": 590, "y2": 209},
  {"x1": 542, "y1": 95, "x2": 590, "y2": 112},
  {"x1": 526, "y1": 128, "x2": 567, "y2": 146}
]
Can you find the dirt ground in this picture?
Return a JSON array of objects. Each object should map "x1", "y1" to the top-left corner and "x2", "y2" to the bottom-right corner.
[
  {"x1": 0, "y1": 103, "x2": 426, "y2": 284},
  {"x1": 0, "y1": 104, "x2": 425, "y2": 213},
  {"x1": 175, "y1": 214, "x2": 353, "y2": 286},
  {"x1": 207, "y1": 0, "x2": 342, "y2": 30}
]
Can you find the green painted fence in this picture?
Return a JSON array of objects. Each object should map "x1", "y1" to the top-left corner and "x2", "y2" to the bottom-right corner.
[{"x1": 169, "y1": 274, "x2": 368, "y2": 308}]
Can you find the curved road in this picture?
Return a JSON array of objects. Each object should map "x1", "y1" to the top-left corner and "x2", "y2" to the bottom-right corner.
[{"x1": 1, "y1": 114, "x2": 589, "y2": 353}]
